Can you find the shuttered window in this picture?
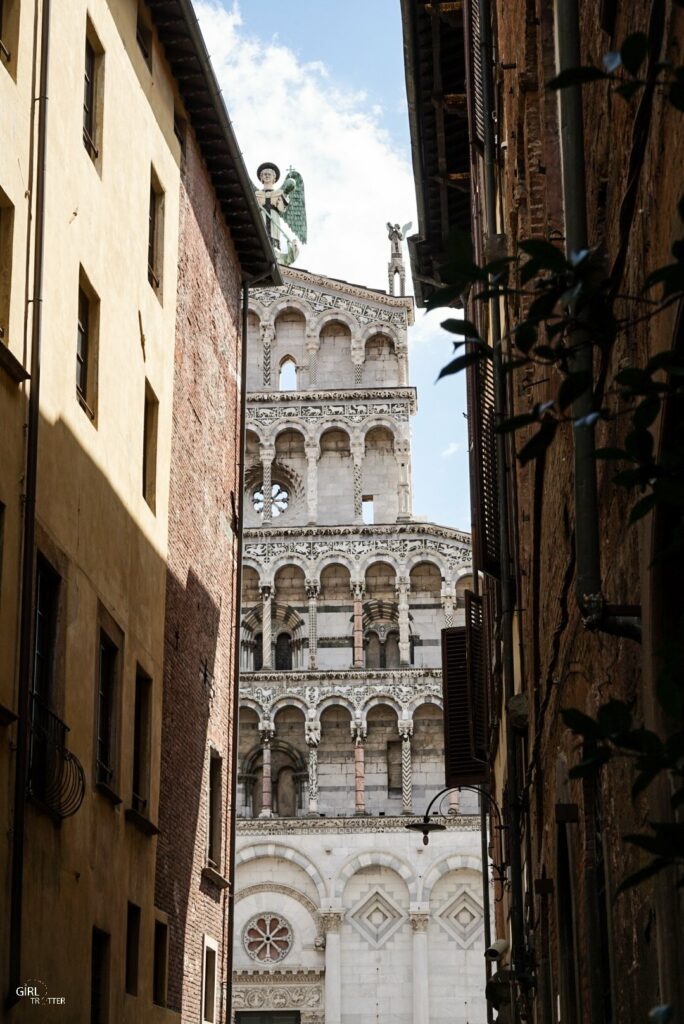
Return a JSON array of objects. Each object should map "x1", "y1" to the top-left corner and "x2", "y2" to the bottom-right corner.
[
  {"x1": 441, "y1": 626, "x2": 489, "y2": 787},
  {"x1": 469, "y1": 0, "x2": 485, "y2": 147},
  {"x1": 467, "y1": 352, "x2": 500, "y2": 577},
  {"x1": 465, "y1": 591, "x2": 488, "y2": 763}
]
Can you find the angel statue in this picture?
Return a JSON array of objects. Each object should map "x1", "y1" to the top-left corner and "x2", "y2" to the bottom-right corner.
[
  {"x1": 254, "y1": 162, "x2": 307, "y2": 266},
  {"x1": 387, "y1": 221, "x2": 412, "y2": 296}
]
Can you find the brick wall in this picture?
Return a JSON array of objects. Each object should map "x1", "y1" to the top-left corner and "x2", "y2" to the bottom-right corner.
[
  {"x1": 487, "y1": 1, "x2": 684, "y2": 1019},
  {"x1": 155, "y1": 125, "x2": 243, "y2": 1020}
]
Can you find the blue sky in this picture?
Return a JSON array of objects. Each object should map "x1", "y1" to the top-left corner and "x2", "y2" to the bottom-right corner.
[{"x1": 197, "y1": 1, "x2": 471, "y2": 530}]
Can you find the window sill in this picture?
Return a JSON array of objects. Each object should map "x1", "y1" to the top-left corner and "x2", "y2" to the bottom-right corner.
[
  {"x1": 77, "y1": 391, "x2": 96, "y2": 423},
  {"x1": 96, "y1": 780, "x2": 122, "y2": 806},
  {"x1": 125, "y1": 806, "x2": 160, "y2": 836},
  {"x1": 0, "y1": 342, "x2": 29, "y2": 383},
  {"x1": 201, "y1": 865, "x2": 230, "y2": 890}
]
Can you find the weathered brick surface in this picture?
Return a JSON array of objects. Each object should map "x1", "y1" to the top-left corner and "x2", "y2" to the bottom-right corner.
[
  {"x1": 155, "y1": 127, "x2": 243, "y2": 1020},
  {"x1": 488, "y1": 2, "x2": 684, "y2": 1019}
]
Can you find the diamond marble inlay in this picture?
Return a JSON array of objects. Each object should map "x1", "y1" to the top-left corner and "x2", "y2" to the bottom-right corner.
[
  {"x1": 436, "y1": 889, "x2": 483, "y2": 948},
  {"x1": 349, "y1": 889, "x2": 405, "y2": 948}
]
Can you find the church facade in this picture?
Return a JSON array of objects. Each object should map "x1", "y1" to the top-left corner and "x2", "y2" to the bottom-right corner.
[{"x1": 232, "y1": 264, "x2": 487, "y2": 1024}]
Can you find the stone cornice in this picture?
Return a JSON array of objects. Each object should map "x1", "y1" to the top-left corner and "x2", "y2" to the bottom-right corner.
[
  {"x1": 247, "y1": 388, "x2": 416, "y2": 405},
  {"x1": 236, "y1": 814, "x2": 481, "y2": 835},
  {"x1": 234, "y1": 969, "x2": 324, "y2": 981},
  {"x1": 283, "y1": 266, "x2": 415, "y2": 321},
  {"x1": 243, "y1": 522, "x2": 471, "y2": 546},
  {"x1": 241, "y1": 668, "x2": 442, "y2": 685}
]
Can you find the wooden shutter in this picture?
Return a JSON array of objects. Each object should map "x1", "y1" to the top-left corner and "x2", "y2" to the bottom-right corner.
[
  {"x1": 467, "y1": 351, "x2": 500, "y2": 577},
  {"x1": 441, "y1": 626, "x2": 489, "y2": 787},
  {"x1": 465, "y1": 590, "x2": 488, "y2": 763},
  {"x1": 469, "y1": 0, "x2": 485, "y2": 148}
]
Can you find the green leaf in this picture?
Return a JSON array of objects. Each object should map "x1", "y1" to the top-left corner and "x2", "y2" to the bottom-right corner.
[
  {"x1": 441, "y1": 318, "x2": 481, "y2": 338},
  {"x1": 615, "y1": 81, "x2": 643, "y2": 101},
  {"x1": 630, "y1": 493, "x2": 657, "y2": 523},
  {"x1": 620, "y1": 32, "x2": 649, "y2": 76},
  {"x1": 517, "y1": 417, "x2": 558, "y2": 465},
  {"x1": 436, "y1": 351, "x2": 482, "y2": 380},
  {"x1": 513, "y1": 321, "x2": 538, "y2": 354},
  {"x1": 561, "y1": 707, "x2": 603, "y2": 739},
  {"x1": 519, "y1": 239, "x2": 568, "y2": 270},
  {"x1": 548, "y1": 66, "x2": 610, "y2": 89},
  {"x1": 616, "y1": 858, "x2": 670, "y2": 894},
  {"x1": 558, "y1": 371, "x2": 592, "y2": 411},
  {"x1": 426, "y1": 285, "x2": 465, "y2": 311}
]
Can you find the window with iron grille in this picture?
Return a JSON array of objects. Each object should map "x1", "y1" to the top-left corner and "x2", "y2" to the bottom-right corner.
[
  {"x1": 147, "y1": 169, "x2": 164, "y2": 294},
  {"x1": 207, "y1": 749, "x2": 223, "y2": 869},
  {"x1": 33, "y1": 555, "x2": 60, "y2": 705},
  {"x1": 96, "y1": 630, "x2": 117, "y2": 787},
  {"x1": 153, "y1": 919, "x2": 168, "y2": 1007},
  {"x1": 131, "y1": 668, "x2": 151, "y2": 813}
]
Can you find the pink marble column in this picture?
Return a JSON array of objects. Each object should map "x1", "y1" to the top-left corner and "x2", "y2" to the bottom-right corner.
[
  {"x1": 351, "y1": 580, "x2": 365, "y2": 667},
  {"x1": 352, "y1": 720, "x2": 367, "y2": 815}
]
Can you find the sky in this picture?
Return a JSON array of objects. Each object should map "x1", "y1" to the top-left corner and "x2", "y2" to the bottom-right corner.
[{"x1": 194, "y1": 0, "x2": 471, "y2": 530}]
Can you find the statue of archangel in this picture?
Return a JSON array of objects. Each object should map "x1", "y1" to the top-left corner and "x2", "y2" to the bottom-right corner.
[{"x1": 254, "y1": 162, "x2": 307, "y2": 266}]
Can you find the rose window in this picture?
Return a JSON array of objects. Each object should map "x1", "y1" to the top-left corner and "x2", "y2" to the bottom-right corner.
[
  {"x1": 253, "y1": 483, "x2": 289, "y2": 517},
  {"x1": 243, "y1": 914, "x2": 293, "y2": 963}
]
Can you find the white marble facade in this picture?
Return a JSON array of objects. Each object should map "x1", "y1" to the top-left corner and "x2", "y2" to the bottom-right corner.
[{"x1": 235, "y1": 266, "x2": 487, "y2": 1024}]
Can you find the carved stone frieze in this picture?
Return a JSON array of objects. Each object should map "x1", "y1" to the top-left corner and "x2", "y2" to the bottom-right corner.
[
  {"x1": 246, "y1": 397, "x2": 415, "y2": 431},
  {"x1": 236, "y1": 814, "x2": 481, "y2": 835},
  {"x1": 243, "y1": 522, "x2": 471, "y2": 545},
  {"x1": 242, "y1": 676, "x2": 443, "y2": 722}
]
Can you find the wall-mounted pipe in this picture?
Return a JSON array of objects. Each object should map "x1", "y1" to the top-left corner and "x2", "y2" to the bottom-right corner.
[
  {"x1": 7, "y1": 0, "x2": 52, "y2": 1008},
  {"x1": 554, "y1": 0, "x2": 641, "y2": 644}
]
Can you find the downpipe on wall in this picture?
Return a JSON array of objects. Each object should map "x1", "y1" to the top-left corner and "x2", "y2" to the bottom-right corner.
[
  {"x1": 554, "y1": 0, "x2": 641, "y2": 644},
  {"x1": 6, "y1": 0, "x2": 51, "y2": 1008}
]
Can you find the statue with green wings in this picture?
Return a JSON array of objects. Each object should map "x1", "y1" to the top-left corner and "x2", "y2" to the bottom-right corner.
[{"x1": 254, "y1": 162, "x2": 307, "y2": 267}]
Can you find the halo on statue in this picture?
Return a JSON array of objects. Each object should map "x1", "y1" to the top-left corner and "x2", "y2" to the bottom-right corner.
[{"x1": 257, "y1": 161, "x2": 281, "y2": 182}]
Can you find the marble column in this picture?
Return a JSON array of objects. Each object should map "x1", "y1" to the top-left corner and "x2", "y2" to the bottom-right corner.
[
  {"x1": 305, "y1": 716, "x2": 321, "y2": 816},
  {"x1": 258, "y1": 721, "x2": 275, "y2": 817},
  {"x1": 397, "y1": 345, "x2": 409, "y2": 386},
  {"x1": 410, "y1": 906, "x2": 431, "y2": 1024},
  {"x1": 306, "y1": 332, "x2": 319, "y2": 389},
  {"x1": 260, "y1": 583, "x2": 273, "y2": 669},
  {"x1": 306, "y1": 579, "x2": 320, "y2": 670},
  {"x1": 352, "y1": 352, "x2": 364, "y2": 387},
  {"x1": 396, "y1": 576, "x2": 411, "y2": 666},
  {"x1": 260, "y1": 445, "x2": 274, "y2": 524},
  {"x1": 448, "y1": 788, "x2": 460, "y2": 815},
  {"x1": 305, "y1": 443, "x2": 318, "y2": 524},
  {"x1": 320, "y1": 909, "x2": 344, "y2": 1024},
  {"x1": 351, "y1": 443, "x2": 364, "y2": 523},
  {"x1": 441, "y1": 581, "x2": 456, "y2": 628},
  {"x1": 351, "y1": 580, "x2": 365, "y2": 667},
  {"x1": 398, "y1": 718, "x2": 414, "y2": 815},
  {"x1": 351, "y1": 719, "x2": 367, "y2": 815},
  {"x1": 396, "y1": 439, "x2": 411, "y2": 520},
  {"x1": 261, "y1": 324, "x2": 275, "y2": 389}
]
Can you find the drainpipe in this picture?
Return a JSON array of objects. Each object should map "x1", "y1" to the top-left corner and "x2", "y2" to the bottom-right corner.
[
  {"x1": 554, "y1": 0, "x2": 641, "y2": 643},
  {"x1": 224, "y1": 264, "x2": 277, "y2": 1014},
  {"x1": 476, "y1": 0, "x2": 527, "y2": 993},
  {"x1": 6, "y1": 0, "x2": 51, "y2": 1008}
]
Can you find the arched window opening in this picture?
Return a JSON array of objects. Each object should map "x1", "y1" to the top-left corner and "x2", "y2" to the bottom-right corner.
[
  {"x1": 365, "y1": 633, "x2": 382, "y2": 669},
  {"x1": 253, "y1": 632, "x2": 263, "y2": 672},
  {"x1": 274, "y1": 766, "x2": 298, "y2": 817},
  {"x1": 279, "y1": 358, "x2": 298, "y2": 391},
  {"x1": 275, "y1": 632, "x2": 293, "y2": 671},
  {"x1": 385, "y1": 632, "x2": 400, "y2": 668}
]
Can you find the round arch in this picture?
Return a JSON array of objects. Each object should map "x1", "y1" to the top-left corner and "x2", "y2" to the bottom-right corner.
[
  {"x1": 360, "y1": 323, "x2": 403, "y2": 350},
  {"x1": 235, "y1": 842, "x2": 328, "y2": 902},
  {"x1": 315, "y1": 694, "x2": 355, "y2": 721},
  {"x1": 335, "y1": 851, "x2": 418, "y2": 900},
  {"x1": 247, "y1": 299, "x2": 267, "y2": 322},
  {"x1": 271, "y1": 695, "x2": 309, "y2": 719},
  {"x1": 314, "y1": 553, "x2": 357, "y2": 581},
  {"x1": 362, "y1": 695, "x2": 402, "y2": 719},
  {"x1": 408, "y1": 693, "x2": 443, "y2": 717},
  {"x1": 268, "y1": 296, "x2": 314, "y2": 324},
  {"x1": 359, "y1": 553, "x2": 402, "y2": 579},
  {"x1": 419, "y1": 854, "x2": 483, "y2": 902},
  {"x1": 315, "y1": 421, "x2": 355, "y2": 447},
  {"x1": 239, "y1": 698, "x2": 267, "y2": 724},
  {"x1": 313, "y1": 309, "x2": 358, "y2": 337},
  {"x1": 406, "y1": 553, "x2": 449, "y2": 579},
  {"x1": 234, "y1": 881, "x2": 320, "y2": 919}
]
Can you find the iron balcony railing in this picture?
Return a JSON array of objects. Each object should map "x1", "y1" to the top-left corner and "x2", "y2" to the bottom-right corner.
[{"x1": 29, "y1": 694, "x2": 85, "y2": 819}]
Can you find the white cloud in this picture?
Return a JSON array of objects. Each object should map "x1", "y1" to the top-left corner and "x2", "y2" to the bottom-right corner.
[
  {"x1": 195, "y1": 1, "x2": 417, "y2": 290},
  {"x1": 441, "y1": 441, "x2": 466, "y2": 458}
]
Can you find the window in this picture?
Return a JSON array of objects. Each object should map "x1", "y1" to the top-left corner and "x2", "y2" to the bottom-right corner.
[
  {"x1": 82, "y1": 20, "x2": 104, "y2": 166},
  {"x1": 253, "y1": 632, "x2": 263, "y2": 671},
  {"x1": 76, "y1": 272, "x2": 99, "y2": 419},
  {"x1": 207, "y1": 749, "x2": 222, "y2": 870},
  {"x1": 132, "y1": 668, "x2": 151, "y2": 813},
  {"x1": 275, "y1": 632, "x2": 292, "y2": 671},
  {"x1": 362, "y1": 497, "x2": 374, "y2": 524},
  {"x1": 0, "y1": 502, "x2": 5, "y2": 604},
  {"x1": 387, "y1": 740, "x2": 402, "y2": 795},
  {"x1": 202, "y1": 938, "x2": 218, "y2": 1024},
  {"x1": 90, "y1": 927, "x2": 110, "y2": 1024},
  {"x1": 173, "y1": 110, "x2": 186, "y2": 153},
  {"x1": 125, "y1": 903, "x2": 140, "y2": 996},
  {"x1": 96, "y1": 629, "x2": 117, "y2": 788},
  {"x1": 147, "y1": 169, "x2": 164, "y2": 293},
  {"x1": 279, "y1": 358, "x2": 297, "y2": 391},
  {"x1": 33, "y1": 555, "x2": 60, "y2": 705},
  {"x1": 0, "y1": 187, "x2": 14, "y2": 343},
  {"x1": 142, "y1": 380, "x2": 158, "y2": 512},
  {"x1": 253, "y1": 482, "x2": 289, "y2": 517},
  {"x1": 0, "y1": 0, "x2": 19, "y2": 79},
  {"x1": 152, "y1": 919, "x2": 168, "y2": 1007},
  {"x1": 136, "y1": 7, "x2": 153, "y2": 70}
]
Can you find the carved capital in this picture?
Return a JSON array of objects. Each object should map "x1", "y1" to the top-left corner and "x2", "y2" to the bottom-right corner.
[
  {"x1": 259, "y1": 583, "x2": 273, "y2": 600},
  {"x1": 350, "y1": 580, "x2": 365, "y2": 601},
  {"x1": 305, "y1": 721, "x2": 321, "y2": 747},
  {"x1": 410, "y1": 911, "x2": 430, "y2": 933},
  {"x1": 260, "y1": 444, "x2": 275, "y2": 461},
  {"x1": 318, "y1": 910, "x2": 344, "y2": 933},
  {"x1": 260, "y1": 324, "x2": 276, "y2": 343},
  {"x1": 351, "y1": 719, "x2": 367, "y2": 743},
  {"x1": 398, "y1": 718, "x2": 414, "y2": 740},
  {"x1": 258, "y1": 720, "x2": 275, "y2": 743},
  {"x1": 305, "y1": 579, "x2": 320, "y2": 600}
]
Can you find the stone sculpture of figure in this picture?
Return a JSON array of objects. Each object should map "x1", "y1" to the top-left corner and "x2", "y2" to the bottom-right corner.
[
  {"x1": 254, "y1": 162, "x2": 307, "y2": 266},
  {"x1": 386, "y1": 221, "x2": 412, "y2": 296}
]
